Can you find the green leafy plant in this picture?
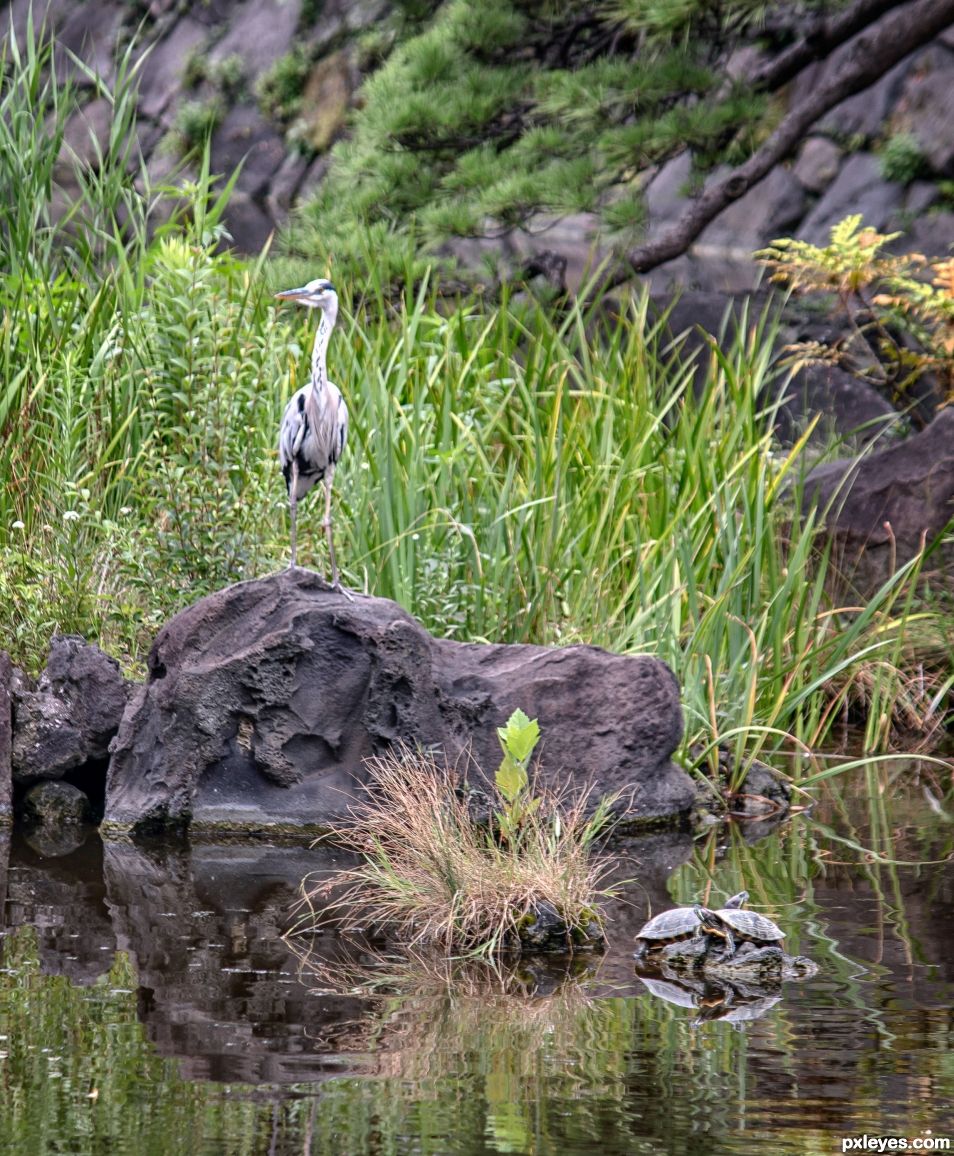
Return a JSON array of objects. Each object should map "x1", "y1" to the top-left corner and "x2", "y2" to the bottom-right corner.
[
  {"x1": 494, "y1": 708, "x2": 542, "y2": 845},
  {"x1": 210, "y1": 53, "x2": 246, "y2": 97},
  {"x1": 936, "y1": 179, "x2": 954, "y2": 209},
  {"x1": 183, "y1": 51, "x2": 247, "y2": 98},
  {"x1": 256, "y1": 48, "x2": 311, "y2": 122},
  {"x1": 182, "y1": 48, "x2": 208, "y2": 90},
  {"x1": 166, "y1": 97, "x2": 225, "y2": 155},
  {"x1": 757, "y1": 213, "x2": 954, "y2": 415}
]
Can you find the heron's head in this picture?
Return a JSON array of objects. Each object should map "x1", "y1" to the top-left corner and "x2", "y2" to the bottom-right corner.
[{"x1": 274, "y1": 278, "x2": 337, "y2": 310}]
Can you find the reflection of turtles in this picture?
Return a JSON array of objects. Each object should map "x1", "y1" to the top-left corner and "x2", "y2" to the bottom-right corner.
[
  {"x1": 636, "y1": 974, "x2": 701, "y2": 1009},
  {"x1": 633, "y1": 890, "x2": 748, "y2": 961},
  {"x1": 700, "y1": 944, "x2": 817, "y2": 983},
  {"x1": 693, "y1": 903, "x2": 785, "y2": 960},
  {"x1": 693, "y1": 988, "x2": 784, "y2": 1026},
  {"x1": 635, "y1": 971, "x2": 784, "y2": 1027}
]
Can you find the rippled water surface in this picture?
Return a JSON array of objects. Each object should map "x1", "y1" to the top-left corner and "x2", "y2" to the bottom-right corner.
[{"x1": 2, "y1": 777, "x2": 953, "y2": 1155}]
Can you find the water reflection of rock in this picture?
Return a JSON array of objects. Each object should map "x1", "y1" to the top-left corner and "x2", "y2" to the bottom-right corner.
[
  {"x1": 102, "y1": 839, "x2": 384, "y2": 1084},
  {"x1": 21, "y1": 822, "x2": 90, "y2": 860},
  {"x1": 2, "y1": 813, "x2": 953, "y2": 1137},
  {"x1": 99, "y1": 831, "x2": 695, "y2": 1082},
  {"x1": 0, "y1": 829, "x2": 693, "y2": 1085},
  {"x1": 5, "y1": 832, "x2": 114, "y2": 985}
]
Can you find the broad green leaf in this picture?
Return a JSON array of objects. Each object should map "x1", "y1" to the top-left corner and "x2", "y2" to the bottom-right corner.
[
  {"x1": 497, "y1": 709, "x2": 540, "y2": 764},
  {"x1": 495, "y1": 753, "x2": 528, "y2": 804}
]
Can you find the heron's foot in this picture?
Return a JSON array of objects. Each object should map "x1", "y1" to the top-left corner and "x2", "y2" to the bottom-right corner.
[{"x1": 330, "y1": 579, "x2": 354, "y2": 601}]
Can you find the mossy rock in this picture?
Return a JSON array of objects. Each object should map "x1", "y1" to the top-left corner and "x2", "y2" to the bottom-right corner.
[
  {"x1": 22, "y1": 780, "x2": 91, "y2": 827},
  {"x1": 517, "y1": 900, "x2": 606, "y2": 953},
  {"x1": 296, "y1": 52, "x2": 352, "y2": 152}
]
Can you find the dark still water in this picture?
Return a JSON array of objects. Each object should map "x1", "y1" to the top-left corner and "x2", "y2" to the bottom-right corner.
[{"x1": 1, "y1": 775, "x2": 953, "y2": 1156}]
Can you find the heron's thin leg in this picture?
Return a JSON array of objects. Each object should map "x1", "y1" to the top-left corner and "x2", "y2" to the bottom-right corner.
[
  {"x1": 322, "y1": 468, "x2": 339, "y2": 590},
  {"x1": 289, "y1": 461, "x2": 299, "y2": 569}
]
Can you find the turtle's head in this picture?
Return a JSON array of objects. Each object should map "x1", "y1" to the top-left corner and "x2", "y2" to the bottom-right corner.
[{"x1": 693, "y1": 906, "x2": 727, "y2": 937}]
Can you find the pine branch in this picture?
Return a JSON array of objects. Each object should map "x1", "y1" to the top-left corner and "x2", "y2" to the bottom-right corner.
[{"x1": 597, "y1": 0, "x2": 954, "y2": 293}]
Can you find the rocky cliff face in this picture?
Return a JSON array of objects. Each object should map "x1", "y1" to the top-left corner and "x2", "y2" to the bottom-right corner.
[
  {"x1": 10, "y1": 0, "x2": 954, "y2": 287},
  {"x1": 8, "y1": 0, "x2": 384, "y2": 251}
]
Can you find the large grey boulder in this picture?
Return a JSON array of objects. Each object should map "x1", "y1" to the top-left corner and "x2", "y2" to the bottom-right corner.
[
  {"x1": 804, "y1": 409, "x2": 954, "y2": 595},
  {"x1": 798, "y1": 153, "x2": 905, "y2": 245},
  {"x1": 777, "y1": 361, "x2": 900, "y2": 448},
  {"x1": 11, "y1": 636, "x2": 129, "y2": 783},
  {"x1": 104, "y1": 569, "x2": 693, "y2": 835}
]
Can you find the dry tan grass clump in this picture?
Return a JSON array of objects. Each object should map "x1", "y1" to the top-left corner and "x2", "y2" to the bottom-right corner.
[{"x1": 292, "y1": 746, "x2": 617, "y2": 957}]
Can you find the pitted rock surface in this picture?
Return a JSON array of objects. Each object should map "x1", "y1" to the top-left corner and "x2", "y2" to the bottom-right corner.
[
  {"x1": 12, "y1": 636, "x2": 129, "y2": 783},
  {"x1": 105, "y1": 569, "x2": 692, "y2": 833}
]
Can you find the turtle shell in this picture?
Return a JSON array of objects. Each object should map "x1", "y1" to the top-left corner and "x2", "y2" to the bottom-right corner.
[
  {"x1": 635, "y1": 906, "x2": 701, "y2": 944},
  {"x1": 636, "y1": 891, "x2": 748, "y2": 946},
  {"x1": 712, "y1": 908, "x2": 784, "y2": 943}
]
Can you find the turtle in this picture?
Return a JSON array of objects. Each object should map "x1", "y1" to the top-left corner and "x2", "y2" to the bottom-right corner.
[
  {"x1": 633, "y1": 890, "x2": 748, "y2": 961},
  {"x1": 693, "y1": 902, "x2": 784, "y2": 960}
]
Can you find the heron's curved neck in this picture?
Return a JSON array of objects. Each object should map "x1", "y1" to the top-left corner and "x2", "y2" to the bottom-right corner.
[{"x1": 310, "y1": 302, "x2": 338, "y2": 392}]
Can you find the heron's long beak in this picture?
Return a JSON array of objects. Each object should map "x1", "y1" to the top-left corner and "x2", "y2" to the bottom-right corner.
[{"x1": 274, "y1": 286, "x2": 311, "y2": 301}]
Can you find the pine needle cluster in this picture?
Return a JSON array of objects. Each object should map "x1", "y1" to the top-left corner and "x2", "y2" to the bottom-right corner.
[{"x1": 292, "y1": 0, "x2": 775, "y2": 285}]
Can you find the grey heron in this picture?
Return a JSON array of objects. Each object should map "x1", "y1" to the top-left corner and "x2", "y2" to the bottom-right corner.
[{"x1": 275, "y1": 277, "x2": 348, "y2": 588}]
